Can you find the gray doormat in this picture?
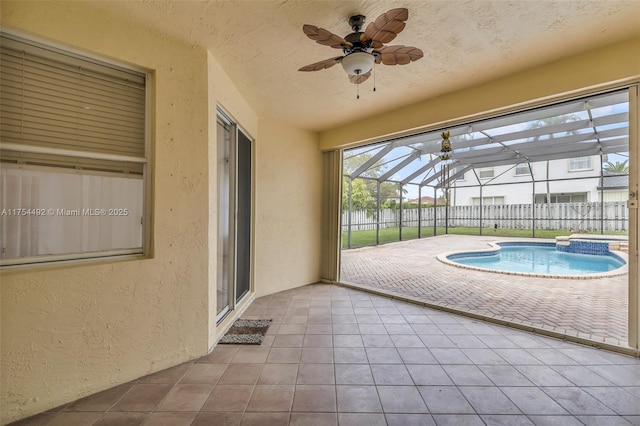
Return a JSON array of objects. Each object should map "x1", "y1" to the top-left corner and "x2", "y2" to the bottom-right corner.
[{"x1": 219, "y1": 319, "x2": 272, "y2": 345}]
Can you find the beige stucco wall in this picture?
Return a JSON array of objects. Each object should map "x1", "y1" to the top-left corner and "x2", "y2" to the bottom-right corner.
[
  {"x1": 0, "y1": 1, "x2": 322, "y2": 424},
  {"x1": 254, "y1": 119, "x2": 322, "y2": 297},
  {"x1": 319, "y1": 36, "x2": 640, "y2": 150},
  {"x1": 0, "y1": 2, "x2": 212, "y2": 423}
]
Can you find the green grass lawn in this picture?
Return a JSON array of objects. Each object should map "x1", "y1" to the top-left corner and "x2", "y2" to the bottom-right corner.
[{"x1": 341, "y1": 226, "x2": 627, "y2": 249}]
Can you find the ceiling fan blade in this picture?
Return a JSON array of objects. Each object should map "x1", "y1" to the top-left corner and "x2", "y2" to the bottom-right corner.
[
  {"x1": 376, "y1": 45, "x2": 423, "y2": 65},
  {"x1": 298, "y1": 56, "x2": 343, "y2": 72},
  {"x1": 349, "y1": 71, "x2": 371, "y2": 85},
  {"x1": 360, "y1": 8, "x2": 408, "y2": 49},
  {"x1": 303, "y1": 24, "x2": 352, "y2": 49}
]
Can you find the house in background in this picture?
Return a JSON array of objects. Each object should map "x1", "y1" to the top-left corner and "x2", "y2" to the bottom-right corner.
[
  {"x1": 599, "y1": 171, "x2": 630, "y2": 202},
  {"x1": 1, "y1": 1, "x2": 639, "y2": 424},
  {"x1": 451, "y1": 155, "x2": 629, "y2": 206}
]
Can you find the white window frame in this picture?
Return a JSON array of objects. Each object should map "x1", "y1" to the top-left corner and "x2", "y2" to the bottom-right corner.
[
  {"x1": 535, "y1": 192, "x2": 588, "y2": 204},
  {"x1": 0, "y1": 32, "x2": 151, "y2": 267},
  {"x1": 514, "y1": 163, "x2": 530, "y2": 176},
  {"x1": 477, "y1": 167, "x2": 494, "y2": 179},
  {"x1": 569, "y1": 156, "x2": 593, "y2": 171},
  {"x1": 472, "y1": 196, "x2": 504, "y2": 206}
]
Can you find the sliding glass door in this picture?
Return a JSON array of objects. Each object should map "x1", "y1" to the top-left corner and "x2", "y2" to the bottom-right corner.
[{"x1": 216, "y1": 110, "x2": 252, "y2": 322}]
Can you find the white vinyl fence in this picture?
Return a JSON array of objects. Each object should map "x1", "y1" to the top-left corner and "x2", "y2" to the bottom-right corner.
[{"x1": 342, "y1": 201, "x2": 628, "y2": 232}]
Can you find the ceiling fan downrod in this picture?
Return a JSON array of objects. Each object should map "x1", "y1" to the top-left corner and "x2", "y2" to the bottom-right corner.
[{"x1": 348, "y1": 14, "x2": 366, "y2": 32}]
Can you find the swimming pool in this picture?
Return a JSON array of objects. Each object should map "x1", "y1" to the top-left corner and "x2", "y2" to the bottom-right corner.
[{"x1": 440, "y1": 242, "x2": 627, "y2": 278}]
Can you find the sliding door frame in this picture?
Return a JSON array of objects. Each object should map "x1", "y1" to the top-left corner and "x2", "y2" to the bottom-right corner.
[{"x1": 216, "y1": 107, "x2": 254, "y2": 324}]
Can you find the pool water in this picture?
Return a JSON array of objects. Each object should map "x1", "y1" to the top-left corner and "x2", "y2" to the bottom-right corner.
[{"x1": 450, "y1": 244, "x2": 624, "y2": 275}]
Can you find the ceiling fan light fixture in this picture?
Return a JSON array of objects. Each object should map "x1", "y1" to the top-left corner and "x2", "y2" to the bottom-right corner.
[{"x1": 341, "y1": 51, "x2": 374, "y2": 76}]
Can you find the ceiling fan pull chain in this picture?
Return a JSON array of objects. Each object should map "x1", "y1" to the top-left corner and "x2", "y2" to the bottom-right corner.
[
  {"x1": 373, "y1": 64, "x2": 376, "y2": 92},
  {"x1": 356, "y1": 81, "x2": 360, "y2": 99}
]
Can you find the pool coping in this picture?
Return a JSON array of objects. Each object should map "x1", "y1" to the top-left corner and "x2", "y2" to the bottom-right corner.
[{"x1": 436, "y1": 239, "x2": 628, "y2": 279}]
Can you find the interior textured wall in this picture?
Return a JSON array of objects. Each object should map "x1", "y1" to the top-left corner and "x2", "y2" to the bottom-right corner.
[
  {"x1": 0, "y1": 2, "x2": 203, "y2": 424},
  {"x1": 0, "y1": 2, "x2": 211, "y2": 423},
  {"x1": 254, "y1": 118, "x2": 322, "y2": 298}
]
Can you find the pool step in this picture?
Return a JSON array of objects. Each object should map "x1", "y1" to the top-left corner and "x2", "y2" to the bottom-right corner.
[
  {"x1": 555, "y1": 235, "x2": 629, "y2": 255},
  {"x1": 608, "y1": 241, "x2": 628, "y2": 253}
]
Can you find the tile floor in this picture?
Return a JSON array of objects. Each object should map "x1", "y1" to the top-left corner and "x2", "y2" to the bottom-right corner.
[{"x1": 12, "y1": 284, "x2": 640, "y2": 426}]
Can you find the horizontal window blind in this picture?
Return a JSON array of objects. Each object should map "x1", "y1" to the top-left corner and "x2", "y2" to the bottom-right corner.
[
  {"x1": 0, "y1": 33, "x2": 146, "y2": 168},
  {"x1": 569, "y1": 157, "x2": 592, "y2": 170},
  {"x1": 0, "y1": 33, "x2": 148, "y2": 266},
  {"x1": 0, "y1": 149, "x2": 143, "y2": 174}
]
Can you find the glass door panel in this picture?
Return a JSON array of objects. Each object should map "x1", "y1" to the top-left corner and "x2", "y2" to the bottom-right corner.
[
  {"x1": 216, "y1": 119, "x2": 231, "y2": 320},
  {"x1": 235, "y1": 130, "x2": 252, "y2": 303}
]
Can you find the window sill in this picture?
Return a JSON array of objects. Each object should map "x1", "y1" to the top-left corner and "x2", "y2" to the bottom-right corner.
[{"x1": 0, "y1": 251, "x2": 147, "y2": 273}]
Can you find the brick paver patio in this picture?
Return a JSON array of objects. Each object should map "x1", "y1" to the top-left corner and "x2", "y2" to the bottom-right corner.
[{"x1": 340, "y1": 235, "x2": 630, "y2": 349}]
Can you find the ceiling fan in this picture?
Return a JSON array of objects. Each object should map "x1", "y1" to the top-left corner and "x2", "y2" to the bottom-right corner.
[{"x1": 298, "y1": 8, "x2": 423, "y2": 86}]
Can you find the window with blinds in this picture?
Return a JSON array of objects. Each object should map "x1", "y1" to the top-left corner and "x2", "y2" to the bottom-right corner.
[
  {"x1": 569, "y1": 156, "x2": 592, "y2": 171},
  {"x1": 514, "y1": 164, "x2": 530, "y2": 176},
  {"x1": 0, "y1": 33, "x2": 149, "y2": 266},
  {"x1": 477, "y1": 167, "x2": 494, "y2": 179}
]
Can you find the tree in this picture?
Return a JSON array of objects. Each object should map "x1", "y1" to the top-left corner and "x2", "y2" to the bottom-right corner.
[
  {"x1": 342, "y1": 176, "x2": 373, "y2": 212},
  {"x1": 379, "y1": 181, "x2": 404, "y2": 205},
  {"x1": 343, "y1": 151, "x2": 384, "y2": 178},
  {"x1": 604, "y1": 160, "x2": 629, "y2": 174},
  {"x1": 342, "y1": 151, "x2": 406, "y2": 213}
]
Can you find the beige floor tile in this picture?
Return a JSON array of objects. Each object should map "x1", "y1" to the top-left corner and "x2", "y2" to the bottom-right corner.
[
  {"x1": 292, "y1": 385, "x2": 336, "y2": 412},
  {"x1": 289, "y1": 412, "x2": 337, "y2": 426},
  {"x1": 191, "y1": 412, "x2": 242, "y2": 426},
  {"x1": 336, "y1": 385, "x2": 382, "y2": 412},
  {"x1": 180, "y1": 364, "x2": 227, "y2": 384},
  {"x1": 142, "y1": 412, "x2": 197, "y2": 426},
  {"x1": 93, "y1": 412, "x2": 148, "y2": 426},
  {"x1": 218, "y1": 363, "x2": 263, "y2": 385},
  {"x1": 65, "y1": 384, "x2": 132, "y2": 412},
  {"x1": 240, "y1": 412, "x2": 289, "y2": 426},
  {"x1": 334, "y1": 364, "x2": 374, "y2": 385},
  {"x1": 201, "y1": 385, "x2": 253, "y2": 412},
  {"x1": 140, "y1": 362, "x2": 193, "y2": 384},
  {"x1": 155, "y1": 384, "x2": 213, "y2": 412},
  {"x1": 296, "y1": 363, "x2": 335, "y2": 385},
  {"x1": 112, "y1": 384, "x2": 172, "y2": 411},
  {"x1": 246, "y1": 385, "x2": 294, "y2": 412},
  {"x1": 257, "y1": 363, "x2": 299, "y2": 385}
]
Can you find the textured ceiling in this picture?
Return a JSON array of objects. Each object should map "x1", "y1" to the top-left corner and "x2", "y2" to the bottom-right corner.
[{"x1": 88, "y1": 0, "x2": 640, "y2": 132}]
